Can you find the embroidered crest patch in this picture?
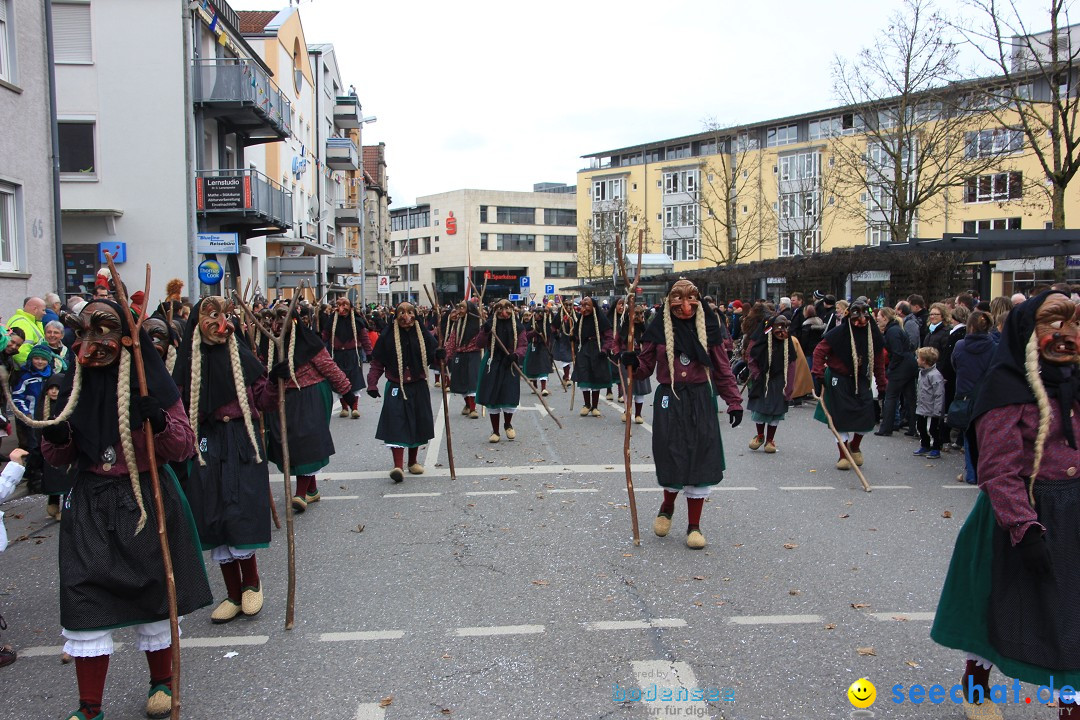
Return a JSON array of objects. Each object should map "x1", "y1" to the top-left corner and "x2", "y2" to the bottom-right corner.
[
  {"x1": 661, "y1": 396, "x2": 670, "y2": 409},
  {"x1": 391, "y1": 388, "x2": 399, "y2": 397},
  {"x1": 199, "y1": 437, "x2": 208, "y2": 453}
]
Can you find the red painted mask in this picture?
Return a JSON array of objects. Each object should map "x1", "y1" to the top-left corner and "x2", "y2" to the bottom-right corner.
[
  {"x1": 198, "y1": 296, "x2": 234, "y2": 345},
  {"x1": 72, "y1": 301, "x2": 123, "y2": 367},
  {"x1": 1036, "y1": 294, "x2": 1080, "y2": 365},
  {"x1": 668, "y1": 280, "x2": 700, "y2": 320}
]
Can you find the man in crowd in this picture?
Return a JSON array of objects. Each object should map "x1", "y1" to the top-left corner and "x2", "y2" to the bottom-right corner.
[
  {"x1": 896, "y1": 301, "x2": 921, "y2": 350},
  {"x1": 8, "y1": 297, "x2": 46, "y2": 366}
]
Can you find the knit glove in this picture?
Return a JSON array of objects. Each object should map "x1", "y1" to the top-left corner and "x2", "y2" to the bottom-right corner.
[
  {"x1": 133, "y1": 396, "x2": 167, "y2": 434},
  {"x1": 367, "y1": 387, "x2": 381, "y2": 399},
  {"x1": 728, "y1": 409, "x2": 743, "y2": 428},
  {"x1": 435, "y1": 347, "x2": 447, "y2": 362},
  {"x1": 42, "y1": 421, "x2": 71, "y2": 445},
  {"x1": 269, "y1": 361, "x2": 292, "y2": 381},
  {"x1": 1017, "y1": 526, "x2": 1053, "y2": 578}
]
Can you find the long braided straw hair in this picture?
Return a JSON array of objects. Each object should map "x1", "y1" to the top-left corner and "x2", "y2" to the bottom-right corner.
[
  {"x1": 661, "y1": 297, "x2": 708, "y2": 401},
  {"x1": 763, "y1": 324, "x2": 790, "y2": 398},
  {"x1": 188, "y1": 324, "x2": 263, "y2": 466},
  {"x1": 1024, "y1": 330, "x2": 1053, "y2": 507},
  {"x1": 848, "y1": 320, "x2": 874, "y2": 395},
  {"x1": 488, "y1": 301, "x2": 518, "y2": 368},
  {"x1": 391, "y1": 304, "x2": 429, "y2": 400}
]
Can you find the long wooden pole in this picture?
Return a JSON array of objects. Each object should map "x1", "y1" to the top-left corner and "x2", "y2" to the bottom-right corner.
[
  {"x1": 615, "y1": 232, "x2": 644, "y2": 546},
  {"x1": 423, "y1": 285, "x2": 456, "y2": 480},
  {"x1": 105, "y1": 253, "x2": 182, "y2": 719},
  {"x1": 813, "y1": 388, "x2": 872, "y2": 492}
]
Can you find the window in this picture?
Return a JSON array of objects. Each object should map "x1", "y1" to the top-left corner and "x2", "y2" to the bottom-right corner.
[
  {"x1": 735, "y1": 133, "x2": 759, "y2": 152},
  {"x1": 0, "y1": 0, "x2": 13, "y2": 82},
  {"x1": 544, "y1": 261, "x2": 577, "y2": 278},
  {"x1": 592, "y1": 210, "x2": 626, "y2": 233},
  {"x1": 544, "y1": 235, "x2": 576, "y2": 252},
  {"x1": 866, "y1": 224, "x2": 889, "y2": 247},
  {"x1": 0, "y1": 182, "x2": 19, "y2": 270},
  {"x1": 495, "y1": 234, "x2": 535, "y2": 251},
  {"x1": 663, "y1": 204, "x2": 697, "y2": 228},
  {"x1": 665, "y1": 144, "x2": 690, "y2": 160},
  {"x1": 479, "y1": 205, "x2": 488, "y2": 223},
  {"x1": 421, "y1": 237, "x2": 430, "y2": 254},
  {"x1": 663, "y1": 169, "x2": 699, "y2": 195},
  {"x1": 592, "y1": 177, "x2": 625, "y2": 202},
  {"x1": 662, "y1": 236, "x2": 699, "y2": 262},
  {"x1": 58, "y1": 121, "x2": 96, "y2": 177},
  {"x1": 965, "y1": 172, "x2": 1023, "y2": 203},
  {"x1": 965, "y1": 128, "x2": 1024, "y2": 158},
  {"x1": 390, "y1": 210, "x2": 430, "y2": 231},
  {"x1": 695, "y1": 139, "x2": 717, "y2": 156},
  {"x1": 496, "y1": 206, "x2": 536, "y2": 225},
  {"x1": 480, "y1": 233, "x2": 488, "y2": 250},
  {"x1": 644, "y1": 148, "x2": 661, "y2": 163},
  {"x1": 543, "y1": 208, "x2": 576, "y2": 226},
  {"x1": 766, "y1": 124, "x2": 798, "y2": 147},
  {"x1": 778, "y1": 229, "x2": 821, "y2": 257},
  {"x1": 778, "y1": 151, "x2": 820, "y2": 181},
  {"x1": 962, "y1": 217, "x2": 1022, "y2": 234},
  {"x1": 53, "y1": 1, "x2": 92, "y2": 63}
]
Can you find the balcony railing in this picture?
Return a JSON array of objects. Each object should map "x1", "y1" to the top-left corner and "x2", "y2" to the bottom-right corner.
[
  {"x1": 192, "y1": 59, "x2": 292, "y2": 143},
  {"x1": 335, "y1": 201, "x2": 361, "y2": 226},
  {"x1": 326, "y1": 137, "x2": 360, "y2": 170},
  {"x1": 334, "y1": 95, "x2": 362, "y2": 129},
  {"x1": 195, "y1": 168, "x2": 293, "y2": 231}
]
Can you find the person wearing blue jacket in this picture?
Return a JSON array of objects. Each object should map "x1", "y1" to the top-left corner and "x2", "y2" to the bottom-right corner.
[{"x1": 951, "y1": 310, "x2": 997, "y2": 483}]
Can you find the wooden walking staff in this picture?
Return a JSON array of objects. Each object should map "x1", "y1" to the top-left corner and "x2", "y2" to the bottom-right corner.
[
  {"x1": 813, "y1": 387, "x2": 872, "y2": 493},
  {"x1": 423, "y1": 284, "x2": 457, "y2": 480},
  {"x1": 103, "y1": 253, "x2": 183, "y2": 720},
  {"x1": 233, "y1": 285, "x2": 304, "y2": 628},
  {"x1": 615, "y1": 232, "x2": 645, "y2": 546}
]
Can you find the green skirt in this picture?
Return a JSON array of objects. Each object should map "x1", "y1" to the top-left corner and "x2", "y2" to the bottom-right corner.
[{"x1": 931, "y1": 492, "x2": 1080, "y2": 686}]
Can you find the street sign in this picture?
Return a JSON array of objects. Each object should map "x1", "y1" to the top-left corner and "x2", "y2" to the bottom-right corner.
[
  {"x1": 509, "y1": 293, "x2": 523, "y2": 301},
  {"x1": 197, "y1": 259, "x2": 223, "y2": 285},
  {"x1": 377, "y1": 275, "x2": 391, "y2": 294},
  {"x1": 196, "y1": 232, "x2": 240, "y2": 254},
  {"x1": 544, "y1": 284, "x2": 555, "y2": 294},
  {"x1": 520, "y1": 276, "x2": 530, "y2": 288},
  {"x1": 345, "y1": 276, "x2": 363, "y2": 287}
]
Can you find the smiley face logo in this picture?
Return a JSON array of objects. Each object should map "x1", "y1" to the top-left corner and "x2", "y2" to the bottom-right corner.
[{"x1": 847, "y1": 678, "x2": 876, "y2": 708}]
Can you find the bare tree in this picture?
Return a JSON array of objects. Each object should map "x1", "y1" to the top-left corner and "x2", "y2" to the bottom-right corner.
[
  {"x1": 958, "y1": 0, "x2": 1080, "y2": 230},
  {"x1": 577, "y1": 200, "x2": 649, "y2": 291},
  {"x1": 830, "y1": 0, "x2": 1010, "y2": 245}
]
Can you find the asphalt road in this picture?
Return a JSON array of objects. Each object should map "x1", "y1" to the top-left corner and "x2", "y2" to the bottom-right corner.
[{"x1": 0, "y1": 380, "x2": 1060, "y2": 719}]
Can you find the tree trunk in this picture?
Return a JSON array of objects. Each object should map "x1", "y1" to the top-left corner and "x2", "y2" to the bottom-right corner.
[{"x1": 1053, "y1": 183, "x2": 1067, "y2": 281}]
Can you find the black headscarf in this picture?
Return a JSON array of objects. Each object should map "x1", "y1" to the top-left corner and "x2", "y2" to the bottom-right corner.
[
  {"x1": 970, "y1": 290, "x2": 1079, "y2": 450},
  {"x1": 454, "y1": 301, "x2": 481, "y2": 346},
  {"x1": 54, "y1": 299, "x2": 180, "y2": 469},
  {"x1": 332, "y1": 307, "x2": 368, "y2": 343},
  {"x1": 172, "y1": 298, "x2": 265, "y2": 418},
  {"x1": 576, "y1": 300, "x2": 612, "y2": 345},
  {"x1": 641, "y1": 304, "x2": 723, "y2": 367},
  {"x1": 372, "y1": 319, "x2": 436, "y2": 378},
  {"x1": 819, "y1": 315, "x2": 885, "y2": 377}
]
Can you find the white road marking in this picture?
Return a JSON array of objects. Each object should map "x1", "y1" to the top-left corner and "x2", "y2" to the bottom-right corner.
[
  {"x1": 944, "y1": 484, "x2": 978, "y2": 489},
  {"x1": 354, "y1": 703, "x2": 386, "y2": 720},
  {"x1": 425, "y1": 400, "x2": 445, "y2": 467},
  {"x1": 727, "y1": 614, "x2": 823, "y2": 625},
  {"x1": 870, "y1": 611, "x2": 937, "y2": 622},
  {"x1": 276, "y1": 463, "x2": 658, "y2": 482},
  {"x1": 629, "y1": 660, "x2": 710, "y2": 717},
  {"x1": 779, "y1": 486, "x2": 835, "y2": 491},
  {"x1": 319, "y1": 631, "x2": 406, "y2": 642},
  {"x1": 319, "y1": 495, "x2": 360, "y2": 500},
  {"x1": 382, "y1": 492, "x2": 442, "y2": 498},
  {"x1": 585, "y1": 618, "x2": 687, "y2": 631},
  {"x1": 464, "y1": 490, "x2": 518, "y2": 496},
  {"x1": 451, "y1": 624, "x2": 545, "y2": 637},
  {"x1": 871, "y1": 485, "x2": 913, "y2": 490},
  {"x1": 182, "y1": 635, "x2": 269, "y2": 648},
  {"x1": 548, "y1": 488, "x2": 599, "y2": 494}
]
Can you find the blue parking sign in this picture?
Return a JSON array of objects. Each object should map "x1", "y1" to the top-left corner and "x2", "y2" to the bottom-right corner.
[
  {"x1": 520, "y1": 276, "x2": 530, "y2": 288},
  {"x1": 545, "y1": 284, "x2": 555, "y2": 294}
]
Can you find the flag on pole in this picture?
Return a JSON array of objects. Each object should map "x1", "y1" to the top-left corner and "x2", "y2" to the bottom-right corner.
[{"x1": 208, "y1": 13, "x2": 218, "y2": 32}]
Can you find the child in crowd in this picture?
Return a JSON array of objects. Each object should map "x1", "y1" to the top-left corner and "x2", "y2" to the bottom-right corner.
[{"x1": 914, "y1": 346, "x2": 945, "y2": 459}]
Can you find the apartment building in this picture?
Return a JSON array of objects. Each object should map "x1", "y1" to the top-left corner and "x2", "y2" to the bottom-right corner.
[
  {"x1": 358, "y1": 142, "x2": 390, "y2": 307},
  {"x1": 387, "y1": 185, "x2": 577, "y2": 307},
  {"x1": 0, "y1": 0, "x2": 58, "y2": 310},
  {"x1": 577, "y1": 65, "x2": 1080, "y2": 299}
]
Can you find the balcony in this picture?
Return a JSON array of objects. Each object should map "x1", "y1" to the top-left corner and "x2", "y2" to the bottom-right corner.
[
  {"x1": 326, "y1": 137, "x2": 360, "y2": 171},
  {"x1": 335, "y1": 201, "x2": 361, "y2": 226},
  {"x1": 195, "y1": 168, "x2": 292, "y2": 236},
  {"x1": 334, "y1": 95, "x2": 362, "y2": 129},
  {"x1": 327, "y1": 253, "x2": 361, "y2": 274},
  {"x1": 192, "y1": 59, "x2": 292, "y2": 144}
]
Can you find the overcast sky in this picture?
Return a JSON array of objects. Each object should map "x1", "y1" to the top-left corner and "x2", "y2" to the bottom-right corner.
[{"x1": 228, "y1": 0, "x2": 1057, "y2": 208}]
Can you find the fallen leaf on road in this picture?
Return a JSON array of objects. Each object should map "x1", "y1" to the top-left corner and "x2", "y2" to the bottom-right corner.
[
  {"x1": 892, "y1": 616, "x2": 909, "y2": 622},
  {"x1": 783, "y1": 543, "x2": 798, "y2": 550},
  {"x1": 942, "y1": 510, "x2": 953, "y2": 518},
  {"x1": 441, "y1": 653, "x2": 451, "y2": 659},
  {"x1": 532, "y1": 579, "x2": 549, "y2": 586},
  {"x1": 824, "y1": 623, "x2": 837, "y2": 630},
  {"x1": 441, "y1": 710, "x2": 452, "y2": 716},
  {"x1": 839, "y1": 514, "x2": 850, "y2": 519},
  {"x1": 622, "y1": 553, "x2": 633, "y2": 557},
  {"x1": 693, "y1": 601, "x2": 703, "y2": 607},
  {"x1": 789, "y1": 589, "x2": 801, "y2": 595},
  {"x1": 349, "y1": 525, "x2": 365, "y2": 533},
  {"x1": 693, "y1": 575, "x2": 706, "y2": 581},
  {"x1": 722, "y1": 577, "x2": 732, "y2": 581},
  {"x1": 857, "y1": 647, "x2": 877, "y2": 656},
  {"x1": 851, "y1": 603, "x2": 870, "y2": 609},
  {"x1": 906, "y1": 661, "x2": 919, "y2": 667},
  {"x1": 379, "y1": 696, "x2": 393, "y2": 708},
  {"x1": 809, "y1": 469, "x2": 817, "y2": 473},
  {"x1": 732, "y1": 543, "x2": 743, "y2": 548}
]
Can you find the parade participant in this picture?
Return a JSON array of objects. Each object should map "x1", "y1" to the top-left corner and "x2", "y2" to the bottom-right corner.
[
  {"x1": 445, "y1": 300, "x2": 484, "y2": 419},
  {"x1": 746, "y1": 314, "x2": 798, "y2": 453},
  {"x1": 429, "y1": 304, "x2": 451, "y2": 388},
  {"x1": 811, "y1": 299, "x2": 887, "y2": 471},
  {"x1": 614, "y1": 300, "x2": 651, "y2": 424},
  {"x1": 622, "y1": 279, "x2": 743, "y2": 549},
  {"x1": 264, "y1": 304, "x2": 351, "y2": 511},
  {"x1": 523, "y1": 305, "x2": 555, "y2": 397},
  {"x1": 143, "y1": 317, "x2": 179, "y2": 374},
  {"x1": 931, "y1": 291, "x2": 1080, "y2": 720},
  {"x1": 572, "y1": 296, "x2": 615, "y2": 417},
  {"x1": 473, "y1": 299, "x2": 527, "y2": 443},
  {"x1": 366, "y1": 301, "x2": 442, "y2": 480},
  {"x1": 40, "y1": 298, "x2": 211, "y2": 720},
  {"x1": 172, "y1": 297, "x2": 275, "y2": 626},
  {"x1": 322, "y1": 297, "x2": 372, "y2": 419},
  {"x1": 552, "y1": 298, "x2": 575, "y2": 384}
]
